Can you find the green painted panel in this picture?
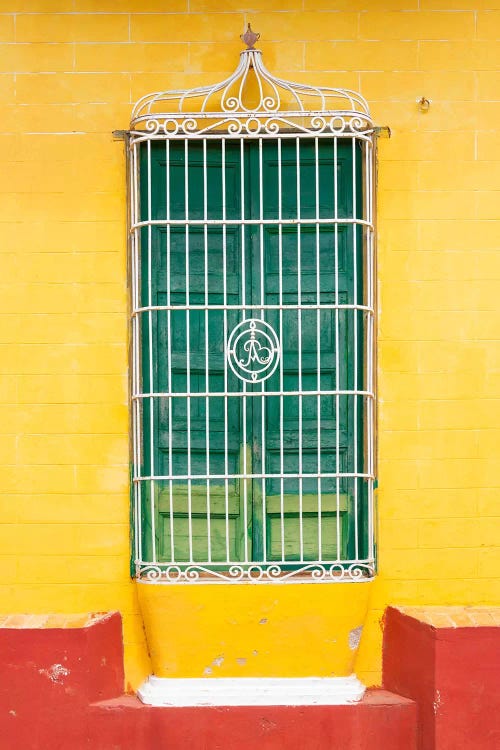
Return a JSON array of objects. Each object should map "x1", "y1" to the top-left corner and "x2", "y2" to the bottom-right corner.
[{"x1": 266, "y1": 494, "x2": 350, "y2": 561}]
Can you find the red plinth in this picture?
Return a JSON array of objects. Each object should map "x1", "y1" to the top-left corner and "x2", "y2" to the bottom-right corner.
[
  {"x1": 383, "y1": 606, "x2": 500, "y2": 750},
  {"x1": 88, "y1": 690, "x2": 417, "y2": 750},
  {"x1": 0, "y1": 608, "x2": 417, "y2": 749},
  {"x1": 0, "y1": 612, "x2": 124, "y2": 750}
]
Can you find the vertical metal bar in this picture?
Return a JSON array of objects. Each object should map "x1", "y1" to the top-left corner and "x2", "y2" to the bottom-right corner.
[
  {"x1": 203, "y1": 138, "x2": 212, "y2": 562},
  {"x1": 314, "y1": 136, "x2": 322, "y2": 560},
  {"x1": 223, "y1": 140, "x2": 231, "y2": 562},
  {"x1": 334, "y1": 136, "x2": 341, "y2": 560},
  {"x1": 134, "y1": 140, "x2": 143, "y2": 566},
  {"x1": 367, "y1": 279, "x2": 374, "y2": 562},
  {"x1": 352, "y1": 136, "x2": 359, "y2": 561},
  {"x1": 241, "y1": 139, "x2": 249, "y2": 564},
  {"x1": 131, "y1": 141, "x2": 139, "y2": 314},
  {"x1": 296, "y1": 137, "x2": 304, "y2": 562},
  {"x1": 147, "y1": 139, "x2": 156, "y2": 563},
  {"x1": 130, "y1": 140, "x2": 141, "y2": 568},
  {"x1": 132, "y1": 298, "x2": 140, "y2": 563},
  {"x1": 133, "y1": 405, "x2": 141, "y2": 566},
  {"x1": 366, "y1": 138, "x2": 375, "y2": 563},
  {"x1": 166, "y1": 139, "x2": 175, "y2": 563},
  {"x1": 364, "y1": 139, "x2": 371, "y2": 563},
  {"x1": 278, "y1": 137, "x2": 285, "y2": 561},
  {"x1": 184, "y1": 139, "x2": 193, "y2": 562},
  {"x1": 259, "y1": 137, "x2": 267, "y2": 563}
]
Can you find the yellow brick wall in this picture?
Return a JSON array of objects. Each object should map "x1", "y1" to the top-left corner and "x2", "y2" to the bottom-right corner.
[{"x1": 1, "y1": 1, "x2": 499, "y2": 689}]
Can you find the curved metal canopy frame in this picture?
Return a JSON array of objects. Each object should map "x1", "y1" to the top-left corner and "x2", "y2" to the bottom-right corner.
[{"x1": 130, "y1": 25, "x2": 374, "y2": 138}]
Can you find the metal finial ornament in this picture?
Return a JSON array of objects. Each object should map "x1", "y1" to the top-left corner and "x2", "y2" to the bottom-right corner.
[{"x1": 240, "y1": 23, "x2": 260, "y2": 50}]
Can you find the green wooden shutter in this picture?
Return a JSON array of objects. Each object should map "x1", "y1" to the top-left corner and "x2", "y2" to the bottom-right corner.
[
  {"x1": 254, "y1": 140, "x2": 363, "y2": 563},
  {"x1": 139, "y1": 136, "x2": 364, "y2": 569}
]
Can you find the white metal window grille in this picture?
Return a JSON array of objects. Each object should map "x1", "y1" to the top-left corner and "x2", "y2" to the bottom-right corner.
[{"x1": 128, "y1": 27, "x2": 377, "y2": 583}]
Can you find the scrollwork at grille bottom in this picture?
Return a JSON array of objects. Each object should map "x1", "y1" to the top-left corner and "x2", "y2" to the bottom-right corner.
[{"x1": 137, "y1": 563, "x2": 375, "y2": 584}]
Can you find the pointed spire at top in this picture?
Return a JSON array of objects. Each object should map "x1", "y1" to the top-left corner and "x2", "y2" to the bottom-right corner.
[{"x1": 240, "y1": 23, "x2": 260, "y2": 50}]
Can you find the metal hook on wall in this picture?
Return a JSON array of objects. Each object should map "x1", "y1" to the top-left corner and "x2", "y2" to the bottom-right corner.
[{"x1": 417, "y1": 96, "x2": 431, "y2": 113}]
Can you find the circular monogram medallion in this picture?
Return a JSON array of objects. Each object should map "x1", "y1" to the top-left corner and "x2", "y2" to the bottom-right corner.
[{"x1": 227, "y1": 318, "x2": 280, "y2": 383}]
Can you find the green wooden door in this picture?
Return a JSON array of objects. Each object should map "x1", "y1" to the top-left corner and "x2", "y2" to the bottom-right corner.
[
  {"x1": 141, "y1": 141, "x2": 249, "y2": 566},
  {"x1": 250, "y1": 140, "x2": 362, "y2": 565},
  {"x1": 140, "y1": 137, "x2": 363, "y2": 570}
]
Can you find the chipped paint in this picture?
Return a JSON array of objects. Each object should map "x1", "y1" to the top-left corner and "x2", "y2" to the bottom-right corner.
[
  {"x1": 260, "y1": 717, "x2": 278, "y2": 732},
  {"x1": 38, "y1": 664, "x2": 70, "y2": 684},
  {"x1": 348, "y1": 626, "x2": 363, "y2": 651},
  {"x1": 433, "y1": 689, "x2": 442, "y2": 715},
  {"x1": 204, "y1": 654, "x2": 225, "y2": 675},
  {"x1": 236, "y1": 657, "x2": 247, "y2": 666}
]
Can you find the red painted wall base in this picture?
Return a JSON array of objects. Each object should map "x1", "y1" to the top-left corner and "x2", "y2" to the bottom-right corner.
[
  {"x1": 383, "y1": 606, "x2": 500, "y2": 750},
  {"x1": 0, "y1": 612, "x2": 124, "y2": 750},
  {"x1": 3, "y1": 606, "x2": 499, "y2": 749},
  {"x1": 87, "y1": 690, "x2": 417, "y2": 750},
  {"x1": 0, "y1": 610, "x2": 417, "y2": 750}
]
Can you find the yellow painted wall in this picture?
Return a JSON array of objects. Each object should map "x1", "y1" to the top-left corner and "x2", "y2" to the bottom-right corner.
[{"x1": 1, "y1": 1, "x2": 499, "y2": 690}]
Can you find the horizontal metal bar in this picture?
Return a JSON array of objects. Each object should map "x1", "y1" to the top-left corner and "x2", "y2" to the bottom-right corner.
[
  {"x1": 129, "y1": 130, "x2": 376, "y2": 143},
  {"x1": 133, "y1": 390, "x2": 374, "y2": 399},
  {"x1": 132, "y1": 303, "x2": 374, "y2": 313},
  {"x1": 134, "y1": 472, "x2": 374, "y2": 482},
  {"x1": 136, "y1": 559, "x2": 374, "y2": 567},
  {"x1": 132, "y1": 109, "x2": 371, "y2": 121},
  {"x1": 131, "y1": 217, "x2": 372, "y2": 230}
]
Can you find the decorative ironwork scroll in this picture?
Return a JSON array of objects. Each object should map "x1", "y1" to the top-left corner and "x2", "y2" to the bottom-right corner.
[
  {"x1": 227, "y1": 319, "x2": 280, "y2": 383},
  {"x1": 130, "y1": 24, "x2": 374, "y2": 139}
]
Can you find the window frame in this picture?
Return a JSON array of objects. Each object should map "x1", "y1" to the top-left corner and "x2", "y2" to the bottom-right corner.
[{"x1": 127, "y1": 45, "x2": 377, "y2": 584}]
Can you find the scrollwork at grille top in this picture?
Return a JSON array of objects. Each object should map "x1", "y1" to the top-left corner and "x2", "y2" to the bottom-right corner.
[{"x1": 130, "y1": 25, "x2": 373, "y2": 138}]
